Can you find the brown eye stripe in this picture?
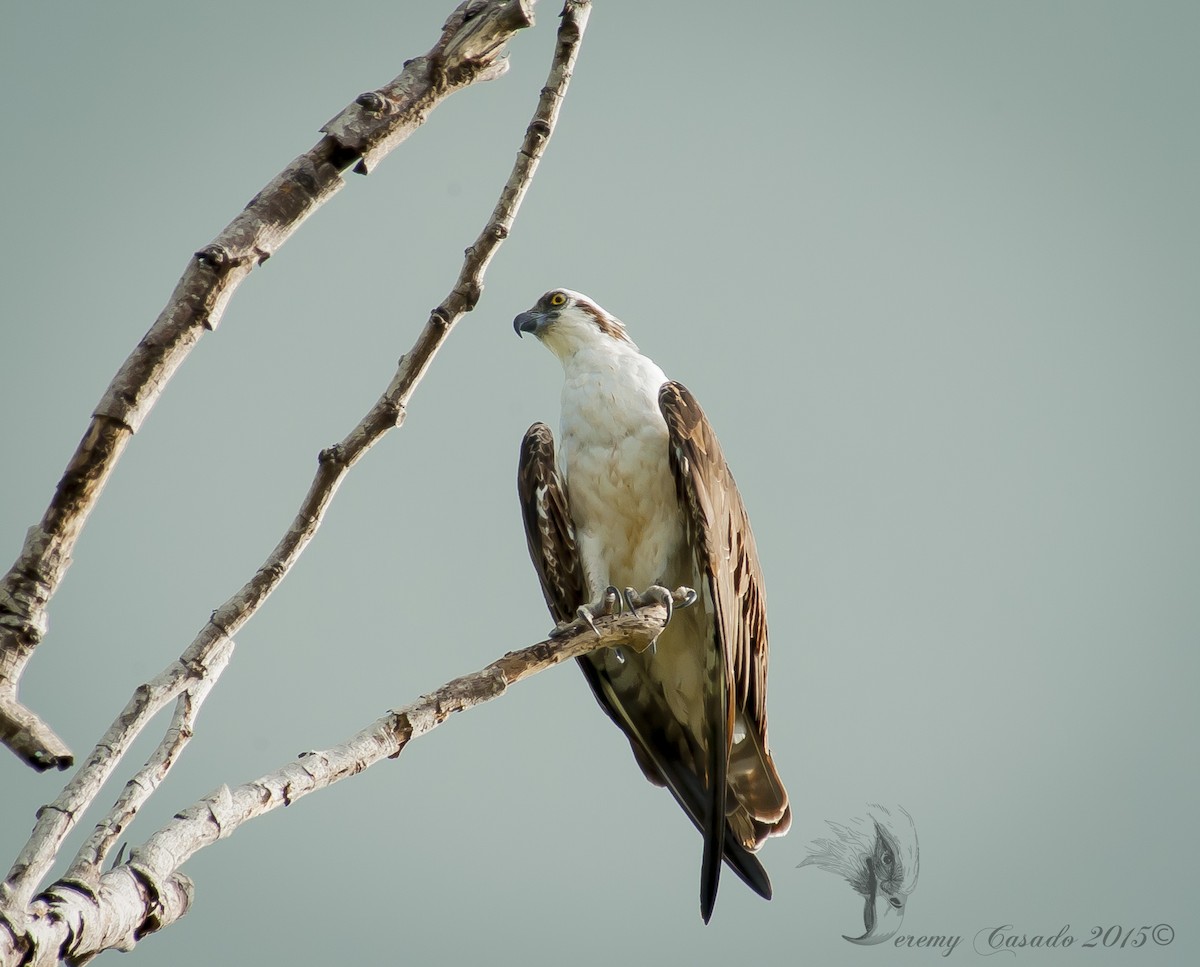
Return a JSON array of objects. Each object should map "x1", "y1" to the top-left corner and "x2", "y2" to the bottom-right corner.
[{"x1": 578, "y1": 303, "x2": 632, "y2": 343}]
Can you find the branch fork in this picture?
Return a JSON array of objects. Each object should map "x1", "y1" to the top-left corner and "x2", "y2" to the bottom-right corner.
[
  {"x1": 0, "y1": 0, "x2": 539, "y2": 774},
  {"x1": 2, "y1": 581, "x2": 664, "y2": 966},
  {"x1": 2, "y1": 3, "x2": 596, "y2": 963}
]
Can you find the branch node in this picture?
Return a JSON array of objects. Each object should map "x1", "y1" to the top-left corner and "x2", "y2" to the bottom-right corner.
[
  {"x1": 354, "y1": 91, "x2": 389, "y2": 115},
  {"x1": 381, "y1": 400, "x2": 405, "y2": 427},
  {"x1": 193, "y1": 244, "x2": 230, "y2": 268},
  {"x1": 46, "y1": 877, "x2": 97, "y2": 906},
  {"x1": 458, "y1": 281, "x2": 483, "y2": 311},
  {"x1": 35, "y1": 803, "x2": 71, "y2": 822},
  {"x1": 207, "y1": 610, "x2": 232, "y2": 638},
  {"x1": 387, "y1": 711, "x2": 414, "y2": 758},
  {"x1": 317, "y1": 444, "x2": 346, "y2": 466},
  {"x1": 256, "y1": 561, "x2": 286, "y2": 585}
]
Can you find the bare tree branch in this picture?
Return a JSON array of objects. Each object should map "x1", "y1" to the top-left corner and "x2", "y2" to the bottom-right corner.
[
  {"x1": 0, "y1": 0, "x2": 536, "y2": 773},
  {"x1": 0, "y1": 0, "x2": 591, "y2": 952},
  {"x1": 0, "y1": 595, "x2": 677, "y2": 966},
  {"x1": 0, "y1": 640, "x2": 236, "y2": 922},
  {"x1": 63, "y1": 647, "x2": 234, "y2": 886}
]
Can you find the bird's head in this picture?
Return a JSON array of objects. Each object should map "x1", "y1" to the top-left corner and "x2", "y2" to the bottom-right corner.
[
  {"x1": 513, "y1": 289, "x2": 636, "y2": 360},
  {"x1": 799, "y1": 804, "x2": 920, "y2": 945}
]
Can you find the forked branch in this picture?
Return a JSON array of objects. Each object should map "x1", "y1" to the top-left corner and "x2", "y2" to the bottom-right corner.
[
  {"x1": 0, "y1": 0, "x2": 536, "y2": 773},
  {"x1": 0, "y1": 592, "x2": 681, "y2": 966},
  {"x1": 0, "y1": 0, "x2": 590, "y2": 926},
  {"x1": 0, "y1": 0, "x2": 592, "y2": 954}
]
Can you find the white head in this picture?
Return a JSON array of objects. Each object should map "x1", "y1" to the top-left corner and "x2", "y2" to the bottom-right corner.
[{"x1": 513, "y1": 288, "x2": 637, "y2": 361}]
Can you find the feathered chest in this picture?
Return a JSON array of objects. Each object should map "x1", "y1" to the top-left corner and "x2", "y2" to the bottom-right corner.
[{"x1": 557, "y1": 354, "x2": 685, "y2": 589}]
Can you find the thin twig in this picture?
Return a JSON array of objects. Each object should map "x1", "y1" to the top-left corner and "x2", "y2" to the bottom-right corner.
[
  {"x1": 0, "y1": 0, "x2": 535, "y2": 773},
  {"x1": 0, "y1": 636, "x2": 235, "y2": 914},
  {"x1": 0, "y1": 0, "x2": 590, "y2": 938},
  {"x1": 64, "y1": 650, "x2": 234, "y2": 885},
  {"x1": 1, "y1": 591, "x2": 670, "y2": 966}
]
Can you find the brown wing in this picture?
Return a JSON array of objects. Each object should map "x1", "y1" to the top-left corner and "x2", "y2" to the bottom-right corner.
[
  {"x1": 517, "y1": 423, "x2": 586, "y2": 626},
  {"x1": 658, "y1": 381, "x2": 791, "y2": 849}
]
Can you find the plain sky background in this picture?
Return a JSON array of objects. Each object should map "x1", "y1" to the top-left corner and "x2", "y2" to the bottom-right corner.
[{"x1": 2, "y1": 2, "x2": 1197, "y2": 964}]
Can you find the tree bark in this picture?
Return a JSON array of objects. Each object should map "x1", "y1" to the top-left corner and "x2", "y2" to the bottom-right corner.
[
  {"x1": 1, "y1": 3, "x2": 595, "y2": 963},
  {"x1": 0, "y1": 594, "x2": 673, "y2": 966},
  {"x1": 0, "y1": 0, "x2": 536, "y2": 773},
  {"x1": 2, "y1": 0, "x2": 588, "y2": 920}
]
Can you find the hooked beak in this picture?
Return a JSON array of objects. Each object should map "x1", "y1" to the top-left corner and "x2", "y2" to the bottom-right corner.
[
  {"x1": 513, "y1": 309, "x2": 547, "y2": 338},
  {"x1": 844, "y1": 870, "x2": 905, "y2": 945}
]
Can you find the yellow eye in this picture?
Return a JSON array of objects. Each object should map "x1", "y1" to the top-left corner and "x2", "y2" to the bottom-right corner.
[{"x1": 549, "y1": 292, "x2": 567, "y2": 307}]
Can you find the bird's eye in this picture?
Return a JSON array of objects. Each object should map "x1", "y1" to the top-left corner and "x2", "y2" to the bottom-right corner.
[{"x1": 549, "y1": 292, "x2": 567, "y2": 307}]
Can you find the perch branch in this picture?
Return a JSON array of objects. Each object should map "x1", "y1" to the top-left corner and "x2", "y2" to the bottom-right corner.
[
  {"x1": 0, "y1": 0, "x2": 536, "y2": 773},
  {"x1": 0, "y1": 592, "x2": 679, "y2": 967},
  {"x1": 0, "y1": 0, "x2": 590, "y2": 935}
]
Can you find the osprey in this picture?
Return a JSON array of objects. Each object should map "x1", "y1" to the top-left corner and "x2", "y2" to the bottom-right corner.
[{"x1": 513, "y1": 288, "x2": 790, "y2": 922}]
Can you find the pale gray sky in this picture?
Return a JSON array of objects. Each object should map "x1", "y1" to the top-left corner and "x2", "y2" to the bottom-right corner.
[{"x1": 2, "y1": 2, "x2": 1197, "y2": 964}]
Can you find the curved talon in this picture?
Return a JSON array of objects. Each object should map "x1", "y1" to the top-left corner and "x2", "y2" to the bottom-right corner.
[
  {"x1": 622, "y1": 587, "x2": 639, "y2": 614},
  {"x1": 642, "y1": 585, "x2": 674, "y2": 625},
  {"x1": 673, "y1": 586, "x2": 698, "y2": 610},
  {"x1": 604, "y1": 586, "x2": 622, "y2": 616},
  {"x1": 576, "y1": 604, "x2": 601, "y2": 637}
]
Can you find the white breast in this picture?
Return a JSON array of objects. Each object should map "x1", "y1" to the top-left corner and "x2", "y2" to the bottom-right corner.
[
  {"x1": 556, "y1": 343, "x2": 710, "y2": 736},
  {"x1": 558, "y1": 347, "x2": 685, "y2": 595}
]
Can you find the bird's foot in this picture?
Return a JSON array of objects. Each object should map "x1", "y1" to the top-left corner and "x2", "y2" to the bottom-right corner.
[
  {"x1": 550, "y1": 586, "x2": 622, "y2": 638},
  {"x1": 625, "y1": 585, "x2": 699, "y2": 614},
  {"x1": 622, "y1": 585, "x2": 698, "y2": 652},
  {"x1": 548, "y1": 585, "x2": 696, "y2": 640}
]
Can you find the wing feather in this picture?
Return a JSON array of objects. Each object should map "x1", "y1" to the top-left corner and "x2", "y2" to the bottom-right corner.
[
  {"x1": 659, "y1": 382, "x2": 790, "y2": 843},
  {"x1": 517, "y1": 423, "x2": 586, "y2": 625}
]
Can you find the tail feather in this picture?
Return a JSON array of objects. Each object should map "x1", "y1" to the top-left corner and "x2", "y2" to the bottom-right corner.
[
  {"x1": 699, "y1": 669, "x2": 728, "y2": 924},
  {"x1": 727, "y1": 726, "x2": 790, "y2": 847}
]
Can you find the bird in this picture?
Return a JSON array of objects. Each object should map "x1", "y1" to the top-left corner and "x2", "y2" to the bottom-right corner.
[
  {"x1": 513, "y1": 288, "x2": 790, "y2": 922},
  {"x1": 799, "y1": 805, "x2": 920, "y2": 944}
]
